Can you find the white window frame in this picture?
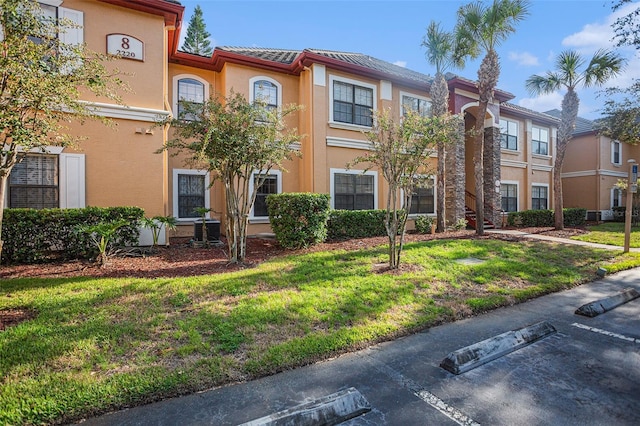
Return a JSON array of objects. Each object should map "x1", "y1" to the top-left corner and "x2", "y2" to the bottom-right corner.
[
  {"x1": 172, "y1": 74, "x2": 209, "y2": 118},
  {"x1": 248, "y1": 169, "x2": 282, "y2": 223},
  {"x1": 531, "y1": 183, "x2": 549, "y2": 210},
  {"x1": 329, "y1": 168, "x2": 378, "y2": 210},
  {"x1": 611, "y1": 186, "x2": 623, "y2": 208},
  {"x1": 172, "y1": 168, "x2": 211, "y2": 222},
  {"x1": 532, "y1": 125, "x2": 550, "y2": 156},
  {"x1": 399, "y1": 91, "x2": 431, "y2": 118},
  {"x1": 401, "y1": 175, "x2": 436, "y2": 217},
  {"x1": 500, "y1": 180, "x2": 519, "y2": 212},
  {"x1": 499, "y1": 118, "x2": 519, "y2": 151},
  {"x1": 611, "y1": 140, "x2": 622, "y2": 166},
  {"x1": 249, "y1": 76, "x2": 282, "y2": 110},
  {"x1": 329, "y1": 75, "x2": 377, "y2": 131}
]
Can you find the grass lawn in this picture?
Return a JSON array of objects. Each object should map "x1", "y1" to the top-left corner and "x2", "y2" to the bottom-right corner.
[
  {"x1": 572, "y1": 222, "x2": 640, "y2": 248},
  {"x1": 2, "y1": 237, "x2": 640, "y2": 424}
]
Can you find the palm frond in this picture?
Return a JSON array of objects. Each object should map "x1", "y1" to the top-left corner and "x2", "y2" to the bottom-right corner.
[
  {"x1": 422, "y1": 21, "x2": 456, "y2": 74},
  {"x1": 584, "y1": 48, "x2": 626, "y2": 88},
  {"x1": 525, "y1": 72, "x2": 562, "y2": 96}
]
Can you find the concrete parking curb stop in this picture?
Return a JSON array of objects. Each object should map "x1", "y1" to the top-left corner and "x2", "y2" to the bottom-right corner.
[
  {"x1": 440, "y1": 321, "x2": 557, "y2": 375},
  {"x1": 239, "y1": 387, "x2": 371, "y2": 426},
  {"x1": 575, "y1": 287, "x2": 640, "y2": 317}
]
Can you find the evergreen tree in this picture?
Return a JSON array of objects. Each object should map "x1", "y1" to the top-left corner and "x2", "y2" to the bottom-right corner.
[{"x1": 181, "y1": 5, "x2": 213, "y2": 56}]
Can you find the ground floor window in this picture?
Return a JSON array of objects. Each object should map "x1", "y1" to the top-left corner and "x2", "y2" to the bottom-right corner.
[
  {"x1": 332, "y1": 170, "x2": 376, "y2": 210},
  {"x1": 252, "y1": 172, "x2": 280, "y2": 218},
  {"x1": 500, "y1": 183, "x2": 518, "y2": 212},
  {"x1": 409, "y1": 185, "x2": 435, "y2": 214},
  {"x1": 173, "y1": 169, "x2": 209, "y2": 220},
  {"x1": 612, "y1": 187, "x2": 622, "y2": 208},
  {"x1": 9, "y1": 154, "x2": 59, "y2": 209},
  {"x1": 531, "y1": 185, "x2": 548, "y2": 210}
]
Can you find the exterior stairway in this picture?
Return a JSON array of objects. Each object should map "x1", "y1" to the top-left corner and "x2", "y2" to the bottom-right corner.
[{"x1": 464, "y1": 191, "x2": 496, "y2": 230}]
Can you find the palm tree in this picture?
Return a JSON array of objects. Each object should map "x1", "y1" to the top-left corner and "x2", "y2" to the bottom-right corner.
[
  {"x1": 526, "y1": 50, "x2": 625, "y2": 229},
  {"x1": 454, "y1": 0, "x2": 530, "y2": 235},
  {"x1": 422, "y1": 21, "x2": 458, "y2": 232}
]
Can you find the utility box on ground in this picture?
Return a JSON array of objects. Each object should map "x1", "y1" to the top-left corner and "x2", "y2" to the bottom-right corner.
[{"x1": 193, "y1": 219, "x2": 221, "y2": 242}]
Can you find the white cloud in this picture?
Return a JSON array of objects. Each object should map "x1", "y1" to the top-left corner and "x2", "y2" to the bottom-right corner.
[
  {"x1": 393, "y1": 60, "x2": 407, "y2": 68},
  {"x1": 562, "y1": 2, "x2": 638, "y2": 51},
  {"x1": 508, "y1": 51, "x2": 539, "y2": 66},
  {"x1": 518, "y1": 91, "x2": 564, "y2": 113}
]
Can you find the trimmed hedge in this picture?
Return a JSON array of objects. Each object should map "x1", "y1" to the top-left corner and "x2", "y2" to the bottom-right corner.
[
  {"x1": 267, "y1": 193, "x2": 330, "y2": 249},
  {"x1": 507, "y1": 207, "x2": 586, "y2": 228},
  {"x1": 327, "y1": 209, "x2": 388, "y2": 240},
  {"x1": 1, "y1": 206, "x2": 144, "y2": 264}
]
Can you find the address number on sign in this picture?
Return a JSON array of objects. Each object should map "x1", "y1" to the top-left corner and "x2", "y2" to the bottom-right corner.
[{"x1": 107, "y1": 34, "x2": 144, "y2": 62}]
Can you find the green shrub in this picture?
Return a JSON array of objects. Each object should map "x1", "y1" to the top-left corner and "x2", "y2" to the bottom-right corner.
[
  {"x1": 267, "y1": 193, "x2": 330, "y2": 249},
  {"x1": 327, "y1": 209, "x2": 387, "y2": 240},
  {"x1": 519, "y1": 209, "x2": 554, "y2": 227},
  {"x1": 506, "y1": 208, "x2": 587, "y2": 228},
  {"x1": 1, "y1": 206, "x2": 144, "y2": 264},
  {"x1": 563, "y1": 208, "x2": 587, "y2": 227},
  {"x1": 414, "y1": 215, "x2": 435, "y2": 234}
]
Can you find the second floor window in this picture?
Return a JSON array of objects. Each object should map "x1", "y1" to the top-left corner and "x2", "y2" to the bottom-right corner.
[
  {"x1": 333, "y1": 81, "x2": 373, "y2": 127},
  {"x1": 612, "y1": 140, "x2": 621, "y2": 165},
  {"x1": 500, "y1": 119, "x2": 518, "y2": 150},
  {"x1": 253, "y1": 80, "x2": 278, "y2": 112},
  {"x1": 532, "y1": 126, "x2": 549, "y2": 156},
  {"x1": 402, "y1": 95, "x2": 431, "y2": 117},
  {"x1": 177, "y1": 78, "x2": 205, "y2": 120}
]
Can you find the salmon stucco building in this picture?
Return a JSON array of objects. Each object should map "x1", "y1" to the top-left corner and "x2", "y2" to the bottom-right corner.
[{"x1": 7, "y1": 0, "x2": 583, "y2": 243}]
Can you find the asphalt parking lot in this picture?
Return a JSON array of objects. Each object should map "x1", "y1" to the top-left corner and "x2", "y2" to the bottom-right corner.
[{"x1": 81, "y1": 268, "x2": 640, "y2": 426}]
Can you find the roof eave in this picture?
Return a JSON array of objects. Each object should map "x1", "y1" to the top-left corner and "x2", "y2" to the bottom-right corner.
[{"x1": 448, "y1": 77, "x2": 514, "y2": 103}]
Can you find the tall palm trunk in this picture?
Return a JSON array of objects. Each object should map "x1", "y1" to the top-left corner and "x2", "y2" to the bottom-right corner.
[
  {"x1": 554, "y1": 88, "x2": 579, "y2": 230},
  {"x1": 431, "y1": 71, "x2": 449, "y2": 232},
  {"x1": 474, "y1": 50, "x2": 500, "y2": 236},
  {"x1": 0, "y1": 174, "x2": 7, "y2": 263}
]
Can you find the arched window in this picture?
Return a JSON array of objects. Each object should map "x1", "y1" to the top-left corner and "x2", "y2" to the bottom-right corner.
[{"x1": 176, "y1": 77, "x2": 205, "y2": 120}]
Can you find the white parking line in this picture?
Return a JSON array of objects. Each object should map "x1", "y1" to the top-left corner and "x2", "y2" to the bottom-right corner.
[
  {"x1": 571, "y1": 322, "x2": 640, "y2": 344},
  {"x1": 368, "y1": 355, "x2": 480, "y2": 426},
  {"x1": 414, "y1": 389, "x2": 481, "y2": 426}
]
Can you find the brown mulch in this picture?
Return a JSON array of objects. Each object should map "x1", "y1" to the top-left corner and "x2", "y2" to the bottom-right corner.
[{"x1": 0, "y1": 227, "x2": 588, "y2": 281}]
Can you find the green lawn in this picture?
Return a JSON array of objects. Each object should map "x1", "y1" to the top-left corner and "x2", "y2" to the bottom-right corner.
[
  {"x1": 572, "y1": 222, "x2": 640, "y2": 248},
  {"x1": 2, "y1": 238, "x2": 640, "y2": 425}
]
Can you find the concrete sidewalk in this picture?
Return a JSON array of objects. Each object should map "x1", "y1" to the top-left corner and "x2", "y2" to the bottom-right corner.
[
  {"x1": 79, "y1": 264, "x2": 640, "y2": 425},
  {"x1": 486, "y1": 228, "x2": 640, "y2": 252}
]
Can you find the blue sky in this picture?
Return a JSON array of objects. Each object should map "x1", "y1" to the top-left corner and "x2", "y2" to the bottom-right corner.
[{"x1": 179, "y1": 0, "x2": 640, "y2": 120}]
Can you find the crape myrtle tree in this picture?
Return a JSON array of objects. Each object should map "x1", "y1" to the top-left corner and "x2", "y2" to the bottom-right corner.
[
  {"x1": 422, "y1": 21, "x2": 460, "y2": 232},
  {"x1": 351, "y1": 108, "x2": 461, "y2": 269},
  {"x1": 0, "y1": 0, "x2": 124, "y2": 260},
  {"x1": 612, "y1": 0, "x2": 640, "y2": 51},
  {"x1": 161, "y1": 91, "x2": 302, "y2": 263},
  {"x1": 526, "y1": 50, "x2": 624, "y2": 230},
  {"x1": 453, "y1": 0, "x2": 530, "y2": 235},
  {"x1": 181, "y1": 5, "x2": 213, "y2": 56}
]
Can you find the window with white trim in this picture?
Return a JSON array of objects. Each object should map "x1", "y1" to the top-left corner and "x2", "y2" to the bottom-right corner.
[
  {"x1": 532, "y1": 126, "x2": 549, "y2": 155},
  {"x1": 173, "y1": 169, "x2": 210, "y2": 220},
  {"x1": 9, "y1": 154, "x2": 59, "y2": 209},
  {"x1": 612, "y1": 140, "x2": 622, "y2": 166},
  {"x1": 612, "y1": 187, "x2": 623, "y2": 208},
  {"x1": 499, "y1": 118, "x2": 518, "y2": 151},
  {"x1": 331, "y1": 78, "x2": 375, "y2": 127},
  {"x1": 500, "y1": 183, "x2": 518, "y2": 212},
  {"x1": 177, "y1": 78, "x2": 205, "y2": 121},
  {"x1": 331, "y1": 169, "x2": 377, "y2": 210},
  {"x1": 531, "y1": 185, "x2": 548, "y2": 210},
  {"x1": 250, "y1": 170, "x2": 282, "y2": 219},
  {"x1": 409, "y1": 184, "x2": 435, "y2": 214},
  {"x1": 401, "y1": 94, "x2": 431, "y2": 117}
]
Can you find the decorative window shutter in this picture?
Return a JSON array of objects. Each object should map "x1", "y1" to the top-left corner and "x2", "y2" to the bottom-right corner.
[
  {"x1": 58, "y1": 7, "x2": 84, "y2": 45},
  {"x1": 59, "y1": 153, "x2": 86, "y2": 208}
]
